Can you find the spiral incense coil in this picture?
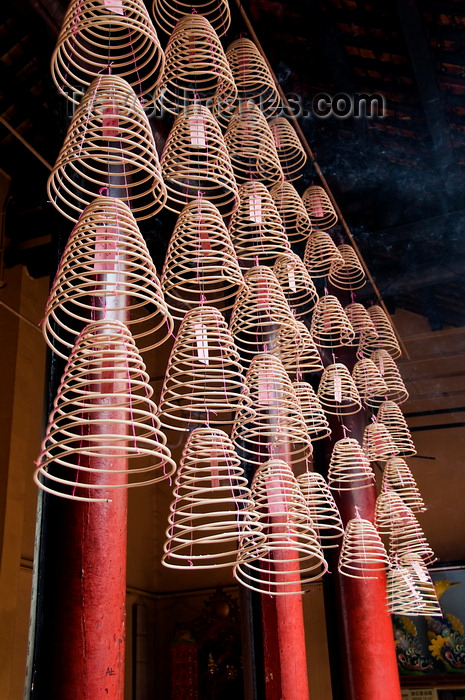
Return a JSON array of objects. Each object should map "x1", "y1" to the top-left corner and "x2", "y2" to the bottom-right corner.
[
  {"x1": 302, "y1": 186, "x2": 338, "y2": 230},
  {"x1": 157, "y1": 15, "x2": 237, "y2": 119},
  {"x1": 158, "y1": 305, "x2": 246, "y2": 430},
  {"x1": 233, "y1": 459, "x2": 328, "y2": 596},
  {"x1": 229, "y1": 266, "x2": 296, "y2": 367},
  {"x1": 152, "y1": 0, "x2": 231, "y2": 36},
  {"x1": 377, "y1": 401, "x2": 417, "y2": 457},
  {"x1": 47, "y1": 75, "x2": 166, "y2": 222},
  {"x1": 162, "y1": 427, "x2": 263, "y2": 569},
  {"x1": 328, "y1": 244, "x2": 366, "y2": 291},
  {"x1": 273, "y1": 251, "x2": 318, "y2": 318},
  {"x1": 397, "y1": 554, "x2": 442, "y2": 615},
  {"x1": 375, "y1": 490, "x2": 416, "y2": 535},
  {"x1": 269, "y1": 117, "x2": 307, "y2": 181},
  {"x1": 277, "y1": 321, "x2": 324, "y2": 378},
  {"x1": 387, "y1": 503, "x2": 435, "y2": 565},
  {"x1": 310, "y1": 295, "x2": 355, "y2": 349},
  {"x1": 224, "y1": 101, "x2": 284, "y2": 185},
  {"x1": 42, "y1": 196, "x2": 173, "y2": 359},
  {"x1": 327, "y1": 437, "x2": 374, "y2": 491},
  {"x1": 382, "y1": 457, "x2": 426, "y2": 513},
  {"x1": 34, "y1": 320, "x2": 175, "y2": 502},
  {"x1": 386, "y1": 565, "x2": 423, "y2": 615},
  {"x1": 293, "y1": 382, "x2": 331, "y2": 441},
  {"x1": 225, "y1": 38, "x2": 281, "y2": 119},
  {"x1": 229, "y1": 181, "x2": 290, "y2": 265},
  {"x1": 338, "y1": 517, "x2": 390, "y2": 579},
  {"x1": 362, "y1": 421, "x2": 399, "y2": 462},
  {"x1": 269, "y1": 181, "x2": 312, "y2": 244},
  {"x1": 318, "y1": 364, "x2": 362, "y2": 417},
  {"x1": 231, "y1": 355, "x2": 313, "y2": 474},
  {"x1": 358, "y1": 305, "x2": 402, "y2": 359},
  {"x1": 51, "y1": 0, "x2": 164, "y2": 105},
  {"x1": 344, "y1": 302, "x2": 378, "y2": 346},
  {"x1": 303, "y1": 231, "x2": 344, "y2": 279},
  {"x1": 352, "y1": 358, "x2": 390, "y2": 409},
  {"x1": 160, "y1": 104, "x2": 239, "y2": 216},
  {"x1": 297, "y1": 472, "x2": 343, "y2": 548},
  {"x1": 371, "y1": 349, "x2": 409, "y2": 404},
  {"x1": 160, "y1": 198, "x2": 245, "y2": 321}
]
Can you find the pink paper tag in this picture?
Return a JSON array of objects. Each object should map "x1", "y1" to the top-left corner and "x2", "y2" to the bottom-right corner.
[
  {"x1": 198, "y1": 224, "x2": 211, "y2": 252},
  {"x1": 95, "y1": 229, "x2": 119, "y2": 271},
  {"x1": 258, "y1": 380, "x2": 275, "y2": 406},
  {"x1": 211, "y1": 452, "x2": 220, "y2": 489},
  {"x1": 102, "y1": 101, "x2": 120, "y2": 138},
  {"x1": 312, "y1": 193, "x2": 324, "y2": 218},
  {"x1": 103, "y1": 0, "x2": 124, "y2": 15},
  {"x1": 257, "y1": 279, "x2": 269, "y2": 309}
]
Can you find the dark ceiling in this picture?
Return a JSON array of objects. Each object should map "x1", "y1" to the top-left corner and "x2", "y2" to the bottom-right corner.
[{"x1": 1, "y1": 0, "x2": 464, "y2": 329}]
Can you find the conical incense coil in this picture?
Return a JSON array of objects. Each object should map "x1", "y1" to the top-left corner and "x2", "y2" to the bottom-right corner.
[
  {"x1": 269, "y1": 181, "x2": 312, "y2": 244},
  {"x1": 158, "y1": 305, "x2": 246, "y2": 430},
  {"x1": 389, "y1": 512, "x2": 436, "y2": 566},
  {"x1": 276, "y1": 321, "x2": 324, "y2": 378},
  {"x1": 352, "y1": 358, "x2": 390, "y2": 409},
  {"x1": 328, "y1": 244, "x2": 366, "y2": 291},
  {"x1": 152, "y1": 0, "x2": 231, "y2": 37},
  {"x1": 42, "y1": 196, "x2": 173, "y2": 359},
  {"x1": 375, "y1": 490, "x2": 416, "y2": 535},
  {"x1": 231, "y1": 355, "x2": 312, "y2": 473},
  {"x1": 51, "y1": 0, "x2": 164, "y2": 105},
  {"x1": 293, "y1": 381, "x2": 331, "y2": 442},
  {"x1": 225, "y1": 38, "x2": 281, "y2": 119},
  {"x1": 327, "y1": 437, "x2": 375, "y2": 491},
  {"x1": 34, "y1": 320, "x2": 175, "y2": 502},
  {"x1": 47, "y1": 75, "x2": 166, "y2": 222},
  {"x1": 302, "y1": 186, "x2": 337, "y2": 230},
  {"x1": 338, "y1": 516, "x2": 390, "y2": 579},
  {"x1": 371, "y1": 349, "x2": 409, "y2": 404},
  {"x1": 160, "y1": 104, "x2": 239, "y2": 217},
  {"x1": 304, "y1": 231, "x2": 344, "y2": 279},
  {"x1": 273, "y1": 251, "x2": 318, "y2": 318},
  {"x1": 358, "y1": 305, "x2": 402, "y2": 359},
  {"x1": 229, "y1": 266, "x2": 296, "y2": 367},
  {"x1": 297, "y1": 471, "x2": 344, "y2": 548},
  {"x1": 162, "y1": 427, "x2": 262, "y2": 569},
  {"x1": 229, "y1": 181, "x2": 290, "y2": 265},
  {"x1": 233, "y1": 459, "x2": 328, "y2": 595},
  {"x1": 160, "y1": 198, "x2": 245, "y2": 321},
  {"x1": 310, "y1": 295, "x2": 355, "y2": 348},
  {"x1": 386, "y1": 565, "x2": 423, "y2": 615},
  {"x1": 382, "y1": 457, "x2": 426, "y2": 513},
  {"x1": 344, "y1": 302, "x2": 378, "y2": 347},
  {"x1": 377, "y1": 401, "x2": 416, "y2": 457},
  {"x1": 318, "y1": 364, "x2": 362, "y2": 416},
  {"x1": 397, "y1": 554, "x2": 442, "y2": 616},
  {"x1": 157, "y1": 15, "x2": 237, "y2": 119},
  {"x1": 224, "y1": 101, "x2": 284, "y2": 185},
  {"x1": 269, "y1": 117, "x2": 307, "y2": 181},
  {"x1": 362, "y1": 421, "x2": 399, "y2": 462}
]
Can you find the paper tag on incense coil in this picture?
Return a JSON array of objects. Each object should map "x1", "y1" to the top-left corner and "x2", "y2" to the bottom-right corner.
[
  {"x1": 287, "y1": 263, "x2": 297, "y2": 292},
  {"x1": 258, "y1": 380, "x2": 276, "y2": 406},
  {"x1": 189, "y1": 115, "x2": 206, "y2": 147},
  {"x1": 103, "y1": 0, "x2": 124, "y2": 15},
  {"x1": 249, "y1": 194, "x2": 263, "y2": 223},
  {"x1": 210, "y1": 452, "x2": 220, "y2": 489},
  {"x1": 95, "y1": 230, "x2": 119, "y2": 271},
  {"x1": 102, "y1": 101, "x2": 120, "y2": 137},
  {"x1": 195, "y1": 323, "x2": 209, "y2": 364},
  {"x1": 334, "y1": 374, "x2": 342, "y2": 403},
  {"x1": 312, "y1": 193, "x2": 324, "y2": 218},
  {"x1": 412, "y1": 561, "x2": 430, "y2": 584}
]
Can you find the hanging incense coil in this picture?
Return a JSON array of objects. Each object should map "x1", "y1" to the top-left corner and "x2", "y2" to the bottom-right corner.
[
  {"x1": 276, "y1": 321, "x2": 324, "y2": 378},
  {"x1": 47, "y1": 75, "x2": 166, "y2": 222},
  {"x1": 388, "y1": 503, "x2": 436, "y2": 566},
  {"x1": 229, "y1": 181, "x2": 290, "y2": 265},
  {"x1": 225, "y1": 38, "x2": 281, "y2": 119},
  {"x1": 362, "y1": 421, "x2": 399, "y2": 462},
  {"x1": 377, "y1": 401, "x2": 416, "y2": 457},
  {"x1": 358, "y1": 305, "x2": 402, "y2": 359},
  {"x1": 162, "y1": 427, "x2": 262, "y2": 569},
  {"x1": 386, "y1": 564, "x2": 423, "y2": 615},
  {"x1": 327, "y1": 438, "x2": 375, "y2": 491},
  {"x1": 229, "y1": 266, "x2": 296, "y2": 367},
  {"x1": 42, "y1": 196, "x2": 173, "y2": 359},
  {"x1": 158, "y1": 305, "x2": 246, "y2": 430},
  {"x1": 231, "y1": 355, "x2": 312, "y2": 474},
  {"x1": 233, "y1": 459, "x2": 328, "y2": 595},
  {"x1": 269, "y1": 117, "x2": 307, "y2": 181},
  {"x1": 310, "y1": 295, "x2": 355, "y2": 348},
  {"x1": 51, "y1": 0, "x2": 164, "y2": 104},
  {"x1": 34, "y1": 320, "x2": 175, "y2": 502},
  {"x1": 352, "y1": 358, "x2": 390, "y2": 409},
  {"x1": 397, "y1": 554, "x2": 442, "y2": 616},
  {"x1": 317, "y1": 364, "x2": 362, "y2": 416},
  {"x1": 160, "y1": 198, "x2": 245, "y2": 321},
  {"x1": 338, "y1": 516, "x2": 390, "y2": 579},
  {"x1": 302, "y1": 186, "x2": 337, "y2": 231},
  {"x1": 375, "y1": 490, "x2": 415, "y2": 535},
  {"x1": 328, "y1": 244, "x2": 366, "y2": 291},
  {"x1": 273, "y1": 251, "x2": 318, "y2": 318},
  {"x1": 382, "y1": 457, "x2": 426, "y2": 513},
  {"x1": 224, "y1": 101, "x2": 284, "y2": 185},
  {"x1": 157, "y1": 15, "x2": 237, "y2": 119},
  {"x1": 371, "y1": 349, "x2": 409, "y2": 404},
  {"x1": 269, "y1": 181, "x2": 312, "y2": 244},
  {"x1": 344, "y1": 302, "x2": 378, "y2": 347},
  {"x1": 297, "y1": 471, "x2": 343, "y2": 548},
  {"x1": 160, "y1": 104, "x2": 239, "y2": 217},
  {"x1": 152, "y1": 0, "x2": 231, "y2": 36},
  {"x1": 293, "y1": 382, "x2": 331, "y2": 441},
  {"x1": 304, "y1": 231, "x2": 344, "y2": 279}
]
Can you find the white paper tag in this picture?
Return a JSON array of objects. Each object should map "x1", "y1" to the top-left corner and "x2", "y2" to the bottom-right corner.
[
  {"x1": 249, "y1": 194, "x2": 262, "y2": 223},
  {"x1": 334, "y1": 374, "x2": 342, "y2": 403},
  {"x1": 95, "y1": 228, "x2": 119, "y2": 271},
  {"x1": 412, "y1": 561, "x2": 429, "y2": 583},
  {"x1": 195, "y1": 323, "x2": 209, "y2": 364},
  {"x1": 103, "y1": 0, "x2": 124, "y2": 16},
  {"x1": 287, "y1": 264, "x2": 297, "y2": 292},
  {"x1": 189, "y1": 115, "x2": 206, "y2": 147},
  {"x1": 378, "y1": 353, "x2": 385, "y2": 376}
]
